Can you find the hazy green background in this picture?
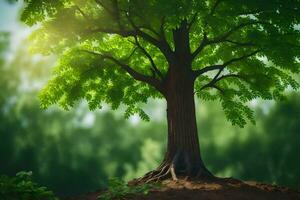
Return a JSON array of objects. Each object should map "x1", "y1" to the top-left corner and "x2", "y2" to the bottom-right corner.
[{"x1": 0, "y1": 1, "x2": 300, "y2": 197}]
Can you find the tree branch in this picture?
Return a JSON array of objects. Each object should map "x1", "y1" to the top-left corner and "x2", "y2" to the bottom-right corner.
[
  {"x1": 192, "y1": 21, "x2": 265, "y2": 59},
  {"x1": 87, "y1": 27, "x2": 137, "y2": 37},
  {"x1": 187, "y1": 13, "x2": 198, "y2": 31},
  {"x1": 199, "y1": 66, "x2": 224, "y2": 91},
  {"x1": 92, "y1": 1, "x2": 174, "y2": 63},
  {"x1": 78, "y1": 49, "x2": 164, "y2": 93},
  {"x1": 123, "y1": 47, "x2": 138, "y2": 61},
  {"x1": 210, "y1": 21, "x2": 264, "y2": 43},
  {"x1": 126, "y1": 13, "x2": 174, "y2": 62},
  {"x1": 203, "y1": 84, "x2": 225, "y2": 94},
  {"x1": 160, "y1": 16, "x2": 166, "y2": 38},
  {"x1": 92, "y1": 2, "x2": 173, "y2": 60},
  {"x1": 210, "y1": 0, "x2": 222, "y2": 16},
  {"x1": 200, "y1": 73, "x2": 247, "y2": 92},
  {"x1": 74, "y1": 5, "x2": 89, "y2": 20},
  {"x1": 95, "y1": 0, "x2": 114, "y2": 15},
  {"x1": 224, "y1": 40, "x2": 256, "y2": 47},
  {"x1": 88, "y1": 25, "x2": 173, "y2": 63},
  {"x1": 193, "y1": 49, "x2": 261, "y2": 79},
  {"x1": 132, "y1": 36, "x2": 164, "y2": 80},
  {"x1": 95, "y1": 0, "x2": 125, "y2": 32},
  {"x1": 194, "y1": 64, "x2": 224, "y2": 78},
  {"x1": 191, "y1": 33, "x2": 208, "y2": 59},
  {"x1": 222, "y1": 49, "x2": 261, "y2": 65}
]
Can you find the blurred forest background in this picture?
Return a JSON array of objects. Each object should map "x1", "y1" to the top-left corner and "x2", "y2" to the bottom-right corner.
[{"x1": 0, "y1": 1, "x2": 300, "y2": 197}]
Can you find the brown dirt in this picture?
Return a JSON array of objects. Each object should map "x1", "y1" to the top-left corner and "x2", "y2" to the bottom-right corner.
[{"x1": 63, "y1": 178, "x2": 300, "y2": 200}]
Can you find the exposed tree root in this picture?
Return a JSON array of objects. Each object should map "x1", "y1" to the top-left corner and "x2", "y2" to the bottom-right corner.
[
  {"x1": 131, "y1": 162, "x2": 215, "y2": 185},
  {"x1": 170, "y1": 164, "x2": 178, "y2": 181},
  {"x1": 135, "y1": 164, "x2": 172, "y2": 184}
]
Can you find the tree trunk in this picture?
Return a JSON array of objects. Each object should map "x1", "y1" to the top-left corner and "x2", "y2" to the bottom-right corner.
[
  {"x1": 135, "y1": 67, "x2": 212, "y2": 183},
  {"x1": 161, "y1": 72, "x2": 212, "y2": 179}
]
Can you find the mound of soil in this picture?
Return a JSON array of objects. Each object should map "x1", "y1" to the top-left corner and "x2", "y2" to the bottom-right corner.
[{"x1": 64, "y1": 178, "x2": 300, "y2": 200}]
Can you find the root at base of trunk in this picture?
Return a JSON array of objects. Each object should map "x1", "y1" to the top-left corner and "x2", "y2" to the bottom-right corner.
[
  {"x1": 132, "y1": 163, "x2": 214, "y2": 185},
  {"x1": 134, "y1": 164, "x2": 173, "y2": 184}
]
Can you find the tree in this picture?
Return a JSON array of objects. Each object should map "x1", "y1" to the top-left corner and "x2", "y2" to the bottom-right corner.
[{"x1": 20, "y1": 0, "x2": 300, "y2": 181}]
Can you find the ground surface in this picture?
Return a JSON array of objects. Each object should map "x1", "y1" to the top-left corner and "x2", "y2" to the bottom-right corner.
[{"x1": 64, "y1": 178, "x2": 300, "y2": 200}]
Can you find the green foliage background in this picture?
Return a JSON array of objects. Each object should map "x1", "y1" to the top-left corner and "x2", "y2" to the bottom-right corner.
[{"x1": 0, "y1": 0, "x2": 300, "y2": 197}]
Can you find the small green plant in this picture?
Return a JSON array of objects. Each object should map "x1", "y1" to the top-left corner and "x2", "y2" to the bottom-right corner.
[
  {"x1": 98, "y1": 178, "x2": 159, "y2": 200},
  {"x1": 0, "y1": 171, "x2": 58, "y2": 200}
]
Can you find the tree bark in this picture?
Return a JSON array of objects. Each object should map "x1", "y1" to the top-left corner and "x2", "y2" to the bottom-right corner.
[
  {"x1": 161, "y1": 69, "x2": 212, "y2": 179},
  {"x1": 135, "y1": 67, "x2": 212, "y2": 183}
]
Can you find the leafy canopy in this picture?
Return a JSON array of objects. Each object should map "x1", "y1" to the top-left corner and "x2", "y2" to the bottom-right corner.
[{"x1": 21, "y1": 0, "x2": 300, "y2": 126}]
